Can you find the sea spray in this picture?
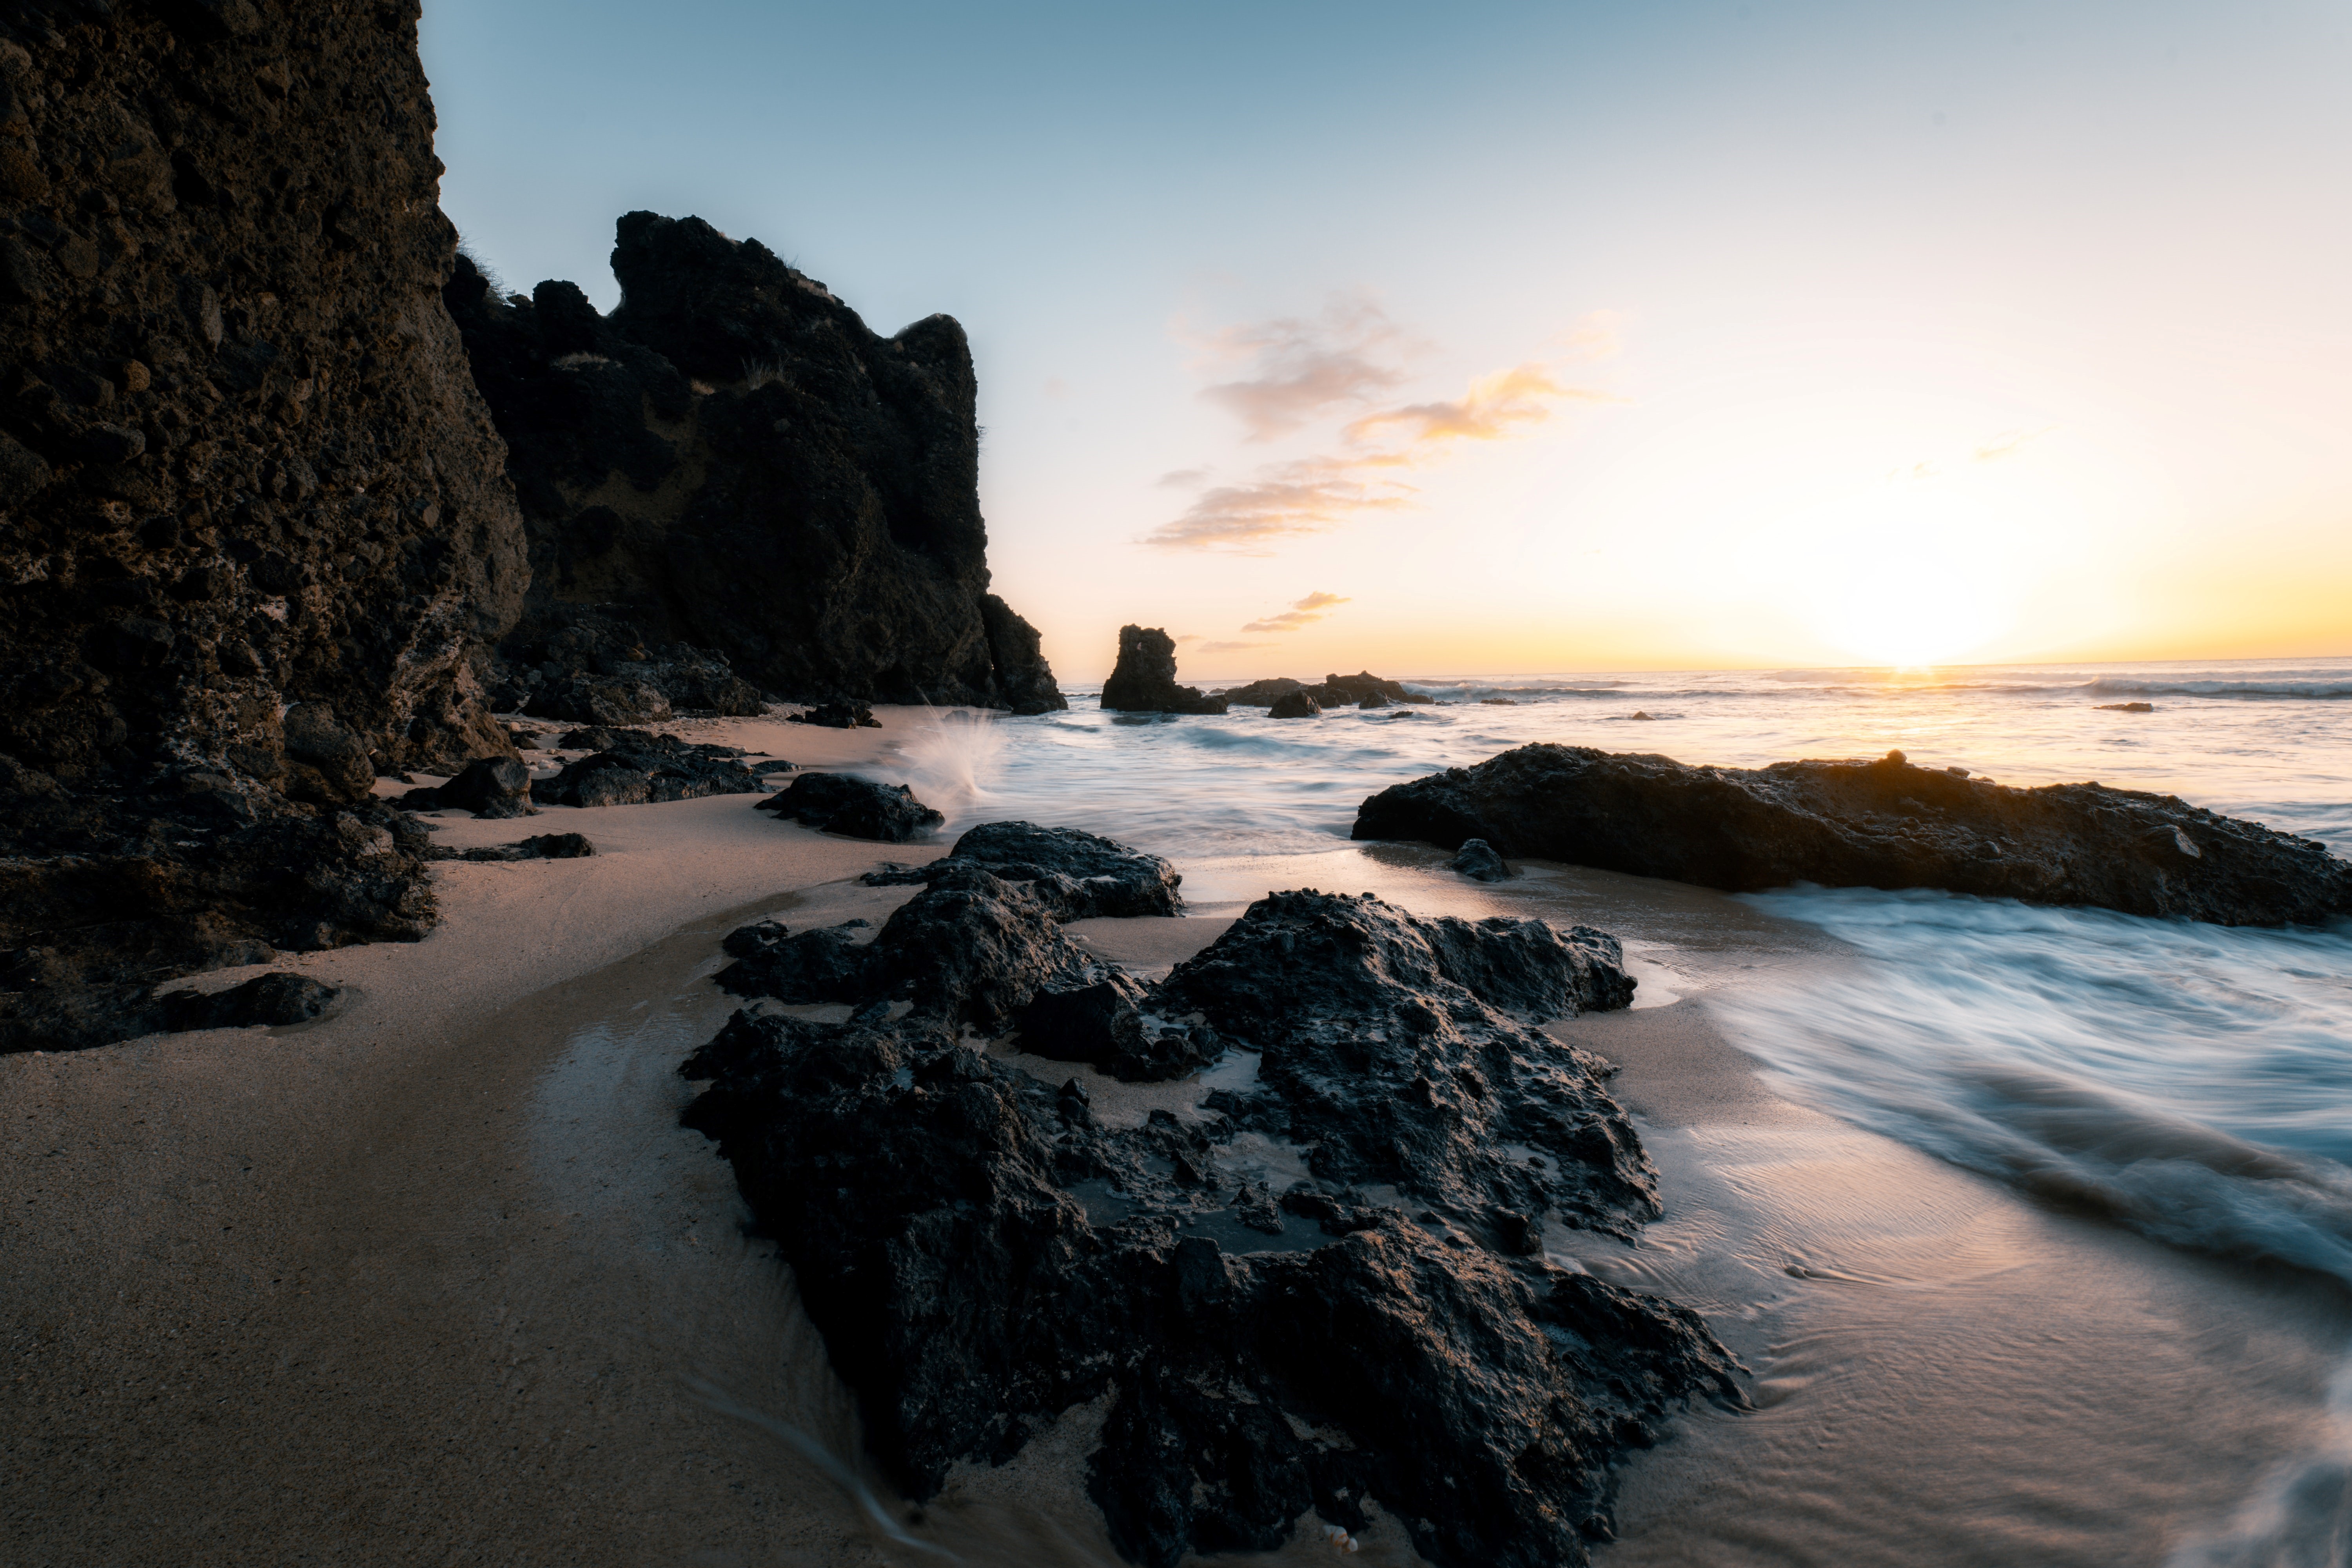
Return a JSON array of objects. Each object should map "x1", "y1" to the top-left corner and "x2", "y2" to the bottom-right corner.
[{"x1": 891, "y1": 706, "x2": 1010, "y2": 825}]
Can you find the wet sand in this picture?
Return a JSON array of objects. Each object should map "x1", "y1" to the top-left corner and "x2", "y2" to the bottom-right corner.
[{"x1": 6, "y1": 723, "x2": 2346, "y2": 1565}]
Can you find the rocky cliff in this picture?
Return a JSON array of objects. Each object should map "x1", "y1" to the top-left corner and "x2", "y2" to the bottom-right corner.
[
  {"x1": 443, "y1": 212, "x2": 1066, "y2": 717},
  {"x1": 0, "y1": 0, "x2": 527, "y2": 1049}
]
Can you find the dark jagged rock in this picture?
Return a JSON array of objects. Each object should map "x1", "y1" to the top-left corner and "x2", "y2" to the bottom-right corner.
[
  {"x1": 1267, "y1": 689, "x2": 1320, "y2": 719},
  {"x1": 0, "y1": 790, "x2": 437, "y2": 1053},
  {"x1": 1100, "y1": 625, "x2": 1227, "y2": 715},
  {"x1": 860, "y1": 820, "x2": 1182, "y2": 919},
  {"x1": 1309, "y1": 671, "x2": 1431, "y2": 707},
  {"x1": 1452, "y1": 837, "x2": 1510, "y2": 882},
  {"x1": 755, "y1": 771, "x2": 943, "y2": 842},
  {"x1": 400, "y1": 756, "x2": 535, "y2": 818},
  {"x1": 530, "y1": 727, "x2": 766, "y2": 808},
  {"x1": 684, "y1": 882, "x2": 1731, "y2": 1568},
  {"x1": 0, "y1": 2, "x2": 530, "y2": 1047},
  {"x1": 425, "y1": 831, "x2": 595, "y2": 864},
  {"x1": 442, "y1": 216, "x2": 1065, "y2": 715},
  {"x1": 1355, "y1": 743, "x2": 2352, "y2": 927},
  {"x1": 1215, "y1": 677, "x2": 1306, "y2": 705},
  {"x1": 480, "y1": 608, "x2": 768, "y2": 722},
  {"x1": 787, "y1": 700, "x2": 879, "y2": 730},
  {"x1": 159, "y1": 971, "x2": 342, "y2": 1032}
]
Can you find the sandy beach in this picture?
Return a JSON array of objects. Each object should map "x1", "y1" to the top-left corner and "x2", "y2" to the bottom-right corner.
[{"x1": 8, "y1": 707, "x2": 2347, "y2": 1567}]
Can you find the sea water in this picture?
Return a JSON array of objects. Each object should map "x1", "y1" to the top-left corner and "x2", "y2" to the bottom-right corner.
[{"x1": 870, "y1": 655, "x2": 2352, "y2": 1563}]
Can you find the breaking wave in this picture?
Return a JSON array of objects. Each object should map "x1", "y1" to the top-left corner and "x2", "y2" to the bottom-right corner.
[{"x1": 1708, "y1": 887, "x2": 2352, "y2": 1281}]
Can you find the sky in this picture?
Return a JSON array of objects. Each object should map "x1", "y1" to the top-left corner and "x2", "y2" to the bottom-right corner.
[{"x1": 421, "y1": 0, "x2": 2352, "y2": 682}]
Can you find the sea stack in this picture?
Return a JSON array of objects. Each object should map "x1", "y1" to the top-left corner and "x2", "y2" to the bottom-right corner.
[{"x1": 1100, "y1": 624, "x2": 1227, "y2": 713}]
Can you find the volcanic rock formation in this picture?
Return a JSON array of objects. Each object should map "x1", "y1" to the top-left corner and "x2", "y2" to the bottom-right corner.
[
  {"x1": 443, "y1": 215, "x2": 1066, "y2": 715},
  {"x1": 682, "y1": 865, "x2": 1737, "y2": 1568},
  {"x1": 1354, "y1": 744, "x2": 2352, "y2": 926},
  {"x1": 1100, "y1": 624, "x2": 1225, "y2": 714},
  {"x1": 0, "y1": 0, "x2": 528, "y2": 1049}
]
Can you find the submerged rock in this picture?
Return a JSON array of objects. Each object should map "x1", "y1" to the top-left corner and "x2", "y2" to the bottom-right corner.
[
  {"x1": 1267, "y1": 689, "x2": 1322, "y2": 719},
  {"x1": 756, "y1": 773, "x2": 944, "y2": 842},
  {"x1": 861, "y1": 820, "x2": 1183, "y2": 918},
  {"x1": 1453, "y1": 838, "x2": 1511, "y2": 882},
  {"x1": 684, "y1": 877, "x2": 1728, "y2": 1568},
  {"x1": 1354, "y1": 743, "x2": 2352, "y2": 927},
  {"x1": 2096, "y1": 701, "x2": 2157, "y2": 713},
  {"x1": 1101, "y1": 626, "x2": 1228, "y2": 715}
]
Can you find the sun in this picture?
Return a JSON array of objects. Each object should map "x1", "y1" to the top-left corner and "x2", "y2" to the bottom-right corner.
[{"x1": 1804, "y1": 487, "x2": 2019, "y2": 668}]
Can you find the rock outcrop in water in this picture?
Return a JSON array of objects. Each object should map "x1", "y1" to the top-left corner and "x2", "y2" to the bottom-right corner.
[
  {"x1": 1220, "y1": 671, "x2": 1432, "y2": 708},
  {"x1": 1354, "y1": 744, "x2": 2352, "y2": 927},
  {"x1": 684, "y1": 843, "x2": 1740, "y2": 1567},
  {"x1": 443, "y1": 216, "x2": 1066, "y2": 715},
  {"x1": 0, "y1": 0, "x2": 530, "y2": 1049},
  {"x1": 1100, "y1": 624, "x2": 1226, "y2": 714}
]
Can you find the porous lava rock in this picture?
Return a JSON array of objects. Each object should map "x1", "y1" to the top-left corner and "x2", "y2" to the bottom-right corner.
[
  {"x1": 1452, "y1": 837, "x2": 1510, "y2": 882},
  {"x1": 1100, "y1": 625, "x2": 1226, "y2": 714},
  {"x1": 482, "y1": 607, "x2": 768, "y2": 722},
  {"x1": 755, "y1": 771, "x2": 943, "y2": 842},
  {"x1": 683, "y1": 878, "x2": 1734, "y2": 1568},
  {"x1": 0, "y1": 1, "x2": 529, "y2": 1047},
  {"x1": 861, "y1": 820, "x2": 1182, "y2": 920},
  {"x1": 400, "y1": 755, "x2": 534, "y2": 818},
  {"x1": 1355, "y1": 743, "x2": 2352, "y2": 927},
  {"x1": 442, "y1": 215, "x2": 1065, "y2": 714},
  {"x1": 532, "y1": 728, "x2": 765, "y2": 808},
  {"x1": 1267, "y1": 689, "x2": 1320, "y2": 719}
]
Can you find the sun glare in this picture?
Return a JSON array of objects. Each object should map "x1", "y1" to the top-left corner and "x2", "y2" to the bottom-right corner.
[{"x1": 1804, "y1": 487, "x2": 2020, "y2": 668}]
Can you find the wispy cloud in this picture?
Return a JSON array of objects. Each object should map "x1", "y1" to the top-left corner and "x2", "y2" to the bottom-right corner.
[
  {"x1": 1149, "y1": 459, "x2": 1415, "y2": 552},
  {"x1": 1240, "y1": 590, "x2": 1353, "y2": 634},
  {"x1": 1149, "y1": 308, "x2": 1619, "y2": 552},
  {"x1": 1198, "y1": 639, "x2": 1273, "y2": 653},
  {"x1": 1156, "y1": 466, "x2": 1210, "y2": 488},
  {"x1": 1974, "y1": 426, "x2": 2056, "y2": 463},
  {"x1": 1187, "y1": 296, "x2": 1409, "y2": 442},
  {"x1": 1343, "y1": 364, "x2": 1606, "y2": 445}
]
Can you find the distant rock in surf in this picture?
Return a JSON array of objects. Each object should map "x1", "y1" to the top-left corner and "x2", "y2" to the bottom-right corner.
[
  {"x1": 1353, "y1": 744, "x2": 2352, "y2": 927},
  {"x1": 1268, "y1": 689, "x2": 1322, "y2": 718},
  {"x1": 684, "y1": 868, "x2": 1733, "y2": 1568},
  {"x1": 1215, "y1": 677, "x2": 1307, "y2": 704},
  {"x1": 1100, "y1": 625, "x2": 1227, "y2": 714},
  {"x1": 2096, "y1": 702, "x2": 2157, "y2": 713}
]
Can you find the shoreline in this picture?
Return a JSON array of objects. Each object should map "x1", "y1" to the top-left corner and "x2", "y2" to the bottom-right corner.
[{"x1": 6, "y1": 708, "x2": 2346, "y2": 1564}]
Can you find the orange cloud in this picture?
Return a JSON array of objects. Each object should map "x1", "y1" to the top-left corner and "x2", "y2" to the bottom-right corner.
[
  {"x1": 1240, "y1": 590, "x2": 1354, "y2": 633},
  {"x1": 1344, "y1": 364, "x2": 1606, "y2": 446},
  {"x1": 1146, "y1": 461, "x2": 1414, "y2": 551}
]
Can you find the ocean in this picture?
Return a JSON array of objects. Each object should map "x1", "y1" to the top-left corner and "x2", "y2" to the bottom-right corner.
[{"x1": 873, "y1": 655, "x2": 2352, "y2": 1564}]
